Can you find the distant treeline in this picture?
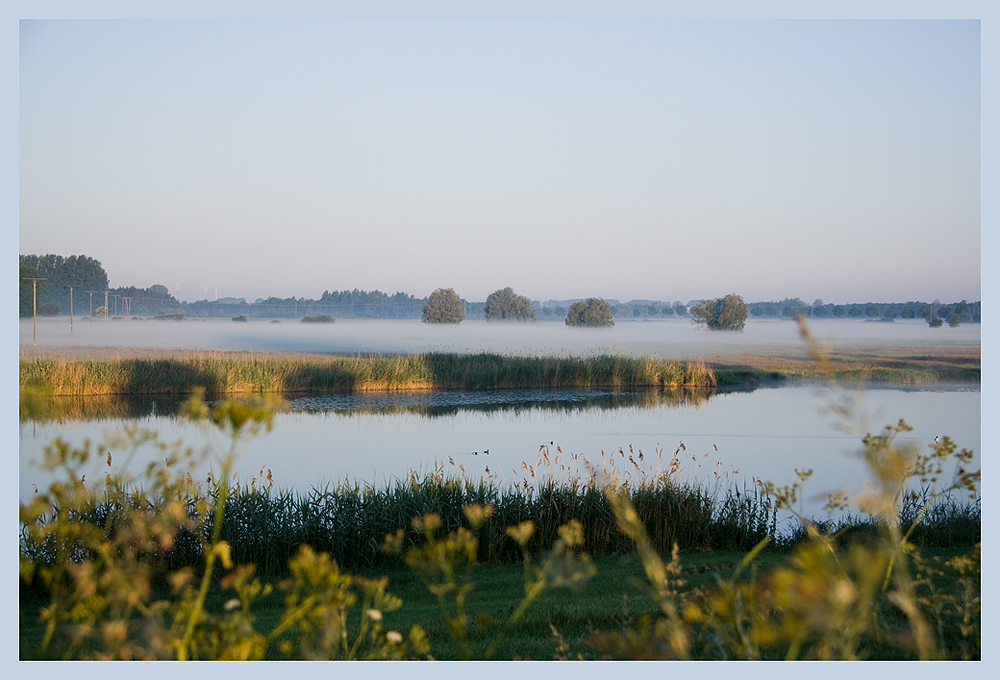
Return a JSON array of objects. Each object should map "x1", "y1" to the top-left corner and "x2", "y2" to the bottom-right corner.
[
  {"x1": 166, "y1": 295, "x2": 985, "y2": 324},
  {"x1": 746, "y1": 298, "x2": 981, "y2": 323},
  {"x1": 19, "y1": 254, "x2": 980, "y2": 323}
]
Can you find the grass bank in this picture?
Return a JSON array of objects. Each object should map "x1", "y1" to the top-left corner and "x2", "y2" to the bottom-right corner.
[
  {"x1": 19, "y1": 471, "x2": 980, "y2": 660},
  {"x1": 703, "y1": 348, "x2": 981, "y2": 385},
  {"x1": 18, "y1": 346, "x2": 981, "y2": 397},
  {"x1": 19, "y1": 352, "x2": 717, "y2": 396}
]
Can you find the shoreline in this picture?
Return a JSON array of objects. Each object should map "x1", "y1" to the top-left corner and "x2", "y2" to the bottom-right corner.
[
  {"x1": 18, "y1": 343, "x2": 981, "y2": 374},
  {"x1": 18, "y1": 345, "x2": 981, "y2": 399}
]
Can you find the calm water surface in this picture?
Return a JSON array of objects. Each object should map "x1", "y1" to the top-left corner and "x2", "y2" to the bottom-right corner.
[{"x1": 20, "y1": 383, "x2": 980, "y2": 520}]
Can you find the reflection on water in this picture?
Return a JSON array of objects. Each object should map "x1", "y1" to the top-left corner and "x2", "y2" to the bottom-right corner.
[
  {"x1": 31, "y1": 386, "x2": 722, "y2": 424},
  {"x1": 289, "y1": 387, "x2": 719, "y2": 417},
  {"x1": 20, "y1": 384, "x2": 980, "y2": 521}
]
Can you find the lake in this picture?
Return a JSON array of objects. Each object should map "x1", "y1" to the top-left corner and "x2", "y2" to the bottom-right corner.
[
  {"x1": 18, "y1": 316, "x2": 981, "y2": 523},
  {"x1": 19, "y1": 382, "x2": 980, "y2": 523}
]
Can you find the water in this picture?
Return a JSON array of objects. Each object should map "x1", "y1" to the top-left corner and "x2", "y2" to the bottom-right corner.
[
  {"x1": 19, "y1": 383, "x2": 980, "y2": 521},
  {"x1": 19, "y1": 315, "x2": 981, "y2": 522}
]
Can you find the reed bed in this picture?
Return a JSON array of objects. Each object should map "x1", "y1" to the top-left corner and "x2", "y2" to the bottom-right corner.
[
  {"x1": 19, "y1": 352, "x2": 717, "y2": 396},
  {"x1": 23, "y1": 467, "x2": 977, "y2": 580},
  {"x1": 19, "y1": 471, "x2": 770, "y2": 576}
]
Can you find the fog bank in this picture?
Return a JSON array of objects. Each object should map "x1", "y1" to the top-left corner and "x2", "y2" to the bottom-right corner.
[{"x1": 20, "y1": 317, "x2": 981, "y2": 359}]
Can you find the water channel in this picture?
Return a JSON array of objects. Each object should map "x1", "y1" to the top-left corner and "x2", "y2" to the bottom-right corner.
[{"x1": 19, "y1": 382, "x2": 980, "y2": 522}]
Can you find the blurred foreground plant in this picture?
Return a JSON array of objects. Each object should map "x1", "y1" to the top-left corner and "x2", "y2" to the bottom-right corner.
[
  {"x1": 589, "y1": 318, "x2": 980, "y2": 660},
  {"x1": 382, "y1": 503, "x2": 595, "y2": 659},
  {"x1": 20, "y1": 389, "x2": 430, "y2": 660}
]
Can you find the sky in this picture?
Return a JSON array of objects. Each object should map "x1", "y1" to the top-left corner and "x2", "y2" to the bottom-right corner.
[{"x1": 16, "y1": 13, "x2": 983, "y2": 304}]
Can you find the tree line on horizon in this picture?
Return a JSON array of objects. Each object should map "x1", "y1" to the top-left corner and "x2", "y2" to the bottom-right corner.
[{"x1": 19, "y1": 253, "x2": 980, "y2": 327}]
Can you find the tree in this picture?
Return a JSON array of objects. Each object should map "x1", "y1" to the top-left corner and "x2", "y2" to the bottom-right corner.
[
  {"x1": 691, "y1": 293, "x2": 748, "y2": 331},
  {"x1": 422, "y1": 288, "x2": 465, "y2": 324},
  {"x1": 947, "y1": 313, "x2": 962, "y2": 328},
  {"x1": 484, "y1": 287, "x2": 537, "y2": 321},
  {"x1": 565, "y1": 298, "x2": 614, "y2": 327},
  {"x1": 19, "y1": 254, "x2": 109, "y2": 312}
]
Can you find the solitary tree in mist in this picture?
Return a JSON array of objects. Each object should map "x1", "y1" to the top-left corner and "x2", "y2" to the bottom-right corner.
[
  {"x1": 565, "y1": 298, "x2": 614, "y2": 327},
  {"x1": 691, "y1": 293, "x2": 748, "y2": 331},
  {"x1": 484, "y1": 287, "x2": 537, "y2": 321},
  {"x1": 422, "y1": 288, "x2": 465, "y2": 324}
]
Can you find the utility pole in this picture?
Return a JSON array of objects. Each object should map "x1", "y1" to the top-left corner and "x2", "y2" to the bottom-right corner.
[
  {"x1": 64, "y1": 285, "x2": 74, "y2": 333},
  {"x1": 104, "y1": 291, "x2": 109, "y2": 319},
  {"x1": 86, "y1": 291, "x2": 100, "y2": 320},
  {"x1": 23, "y1": 277, "x2": 46, "y2": 344}
]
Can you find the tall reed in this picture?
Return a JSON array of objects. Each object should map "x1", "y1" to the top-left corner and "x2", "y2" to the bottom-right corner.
[{"x1": 19, "y1": 352, "x2": 717, "y2": 396}]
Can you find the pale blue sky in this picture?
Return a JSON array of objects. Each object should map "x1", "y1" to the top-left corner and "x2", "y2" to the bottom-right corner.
[{"x1": 18, "y1": 16, "x2": 982, "y2": 304}]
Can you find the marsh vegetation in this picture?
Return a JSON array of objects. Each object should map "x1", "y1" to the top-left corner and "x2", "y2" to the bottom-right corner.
[
  {"x1": 17, "y1": 318, "x2": 981, "y2": 660},
  {"x1": 19, "y1": 367, "x2": 980, "y2": 660}
]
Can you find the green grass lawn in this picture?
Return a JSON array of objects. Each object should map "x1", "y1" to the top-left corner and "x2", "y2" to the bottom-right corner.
[{"x1": 21, "y1": 546, "x2": 973, "y2": 661}]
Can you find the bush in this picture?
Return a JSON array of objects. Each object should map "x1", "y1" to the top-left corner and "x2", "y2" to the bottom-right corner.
[
  {"x1": 484, "y1": 287, "x2": 537, "y2": 321},
  {"x1": 691, "y1": 293, "x2": 748, "y2": 331},
  {"x1": 301, "y1": 315, "x2": 334, "y2": 323},
  {"x1": 565, "y1": 298, "x2": 614, "y2": 327},
  {"x1": 422, "y1": 288, "x2": 465, "y2": 324}
]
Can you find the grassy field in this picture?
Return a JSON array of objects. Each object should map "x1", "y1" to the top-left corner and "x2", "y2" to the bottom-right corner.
[
  {"x1": 18, "y1": 352, "x2": 717, "y2": 396},
  {"x1": 18, "y1": 345, "x2": 980, "y2": 397},
  {"x1": 703, "y1": 348, "x2": 980, "y2": 385},
  {"x1": 12, "y1": 548, "x2": 789, "y2": 660},
  {"x1": 19, "y1": 541, "x2": 977, "y2": 661}
]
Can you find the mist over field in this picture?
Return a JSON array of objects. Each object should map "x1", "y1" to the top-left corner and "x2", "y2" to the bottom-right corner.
[{"x1": 19, "y1": 316, "x2": 981, "y2": 359}]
